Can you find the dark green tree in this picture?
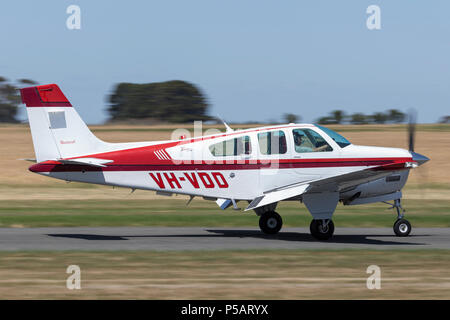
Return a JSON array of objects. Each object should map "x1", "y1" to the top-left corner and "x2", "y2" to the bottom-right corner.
[
  {"x1": 316, "y1": 110, "x2": 346, "y2": 124},
  {"x1": 330, "y1": 110, "x2": 345, "y2": 124},
  {"x1": 371, "y1": 112, "x2": 388, "y2": 124},
  {"x1": 108, "y1": 80, "x2": 211, "y2": 123},
  {"x1": 317, "y1": 116, "x2": 334, "y2": 125},
  {"x1": 0, "y1": 77, "x2": 21, "y2": 123},
  {"x1": 386, "y1": 109, "x2": 406, "y2": 123},
  {"x1": 283, "y1": 113, "x2": 300, "y2": 123},
  {"x1": 18, "y1": 79, "x2": 38, "y2": 85},
  {"x1": 350, "y1": 113, "x2": 369, "y2": 124},
  {"x1": 439, "y1": 115, "x2": 450, "y2": 124}
]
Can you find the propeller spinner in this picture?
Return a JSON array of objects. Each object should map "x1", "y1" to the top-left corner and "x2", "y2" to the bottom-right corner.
[{"x1": 407, "y1": 109, "x2": 430, "y2": 165}]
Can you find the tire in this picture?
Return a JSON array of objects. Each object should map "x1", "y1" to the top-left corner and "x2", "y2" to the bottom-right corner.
[
  {"x1": 259, "y1": 211, "x2": 283, "y2": 235},
  {"x1": 310, "y1": 219, "x2": 335, "y2": 240},
  {"x1": 393, "y1": 219, "x2": 411, "y2": 237}
]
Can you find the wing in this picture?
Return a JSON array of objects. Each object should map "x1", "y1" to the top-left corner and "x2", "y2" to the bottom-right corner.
[{"x1": 245, "y1": 162, "x2": 410, "y2": 211}]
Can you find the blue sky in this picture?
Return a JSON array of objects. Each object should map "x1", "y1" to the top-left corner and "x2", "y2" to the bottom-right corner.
[{"x1": 1, "y1": 1, "x2": 449, "y2": 124}]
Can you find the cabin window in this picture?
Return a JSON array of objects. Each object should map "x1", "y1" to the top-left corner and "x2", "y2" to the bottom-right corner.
[
  {"x1": 292, "y1": 129, "x2": 333, "y2": 153},
  {"x1": 209, "y1": 136, "x2": 252, "y2": 157},
  {"x1": 258, "y1": 130, "x2": 287, "y2": 155}
]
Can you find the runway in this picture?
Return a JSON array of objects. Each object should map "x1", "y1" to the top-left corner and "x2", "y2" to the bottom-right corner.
[{"x1": 0, "y1": 227, "x2": 449, "y2": 251}]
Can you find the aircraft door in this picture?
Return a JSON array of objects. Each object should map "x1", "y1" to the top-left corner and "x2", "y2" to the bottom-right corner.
[
  {"x1": 256, "y1": 129, "x2": 292, "y2": 192},
  {"x1": 290, "y1": 127, "x2": 340, "y2": 181}
]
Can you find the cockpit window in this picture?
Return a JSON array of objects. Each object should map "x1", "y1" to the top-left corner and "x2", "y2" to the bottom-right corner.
[
  {"x1": 293, "y1": 129, "x2": 333, "y2": 153},
  {"x1": 315, "y1": 124, "x2": 351, "y2": 148}
]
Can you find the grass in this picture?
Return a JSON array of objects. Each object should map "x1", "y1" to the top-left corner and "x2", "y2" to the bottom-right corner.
[
  {"x1": 0, "y1": 198, "x2": 449, "y2": 228},
  {"x1": 0, "y1": 249, "x2": 449, "y2": 299}
]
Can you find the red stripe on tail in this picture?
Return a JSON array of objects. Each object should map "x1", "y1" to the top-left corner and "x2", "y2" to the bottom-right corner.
[{"x1": 20, "y1": 84, "x2": 72, "y2": 107}]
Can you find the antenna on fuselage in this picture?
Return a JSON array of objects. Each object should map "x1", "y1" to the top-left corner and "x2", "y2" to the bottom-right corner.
[{"x1": 216, "y1": 115, "x2": 234, "y2": 133}]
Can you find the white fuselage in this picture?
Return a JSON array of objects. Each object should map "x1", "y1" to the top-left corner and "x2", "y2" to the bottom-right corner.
[{"x1": 30, "y1": 124, "x2": 412, "y2": 204}]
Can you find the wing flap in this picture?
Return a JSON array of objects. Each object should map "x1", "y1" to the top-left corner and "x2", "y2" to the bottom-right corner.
[{"x1": 246, "y1": 184, "x2": 309, "y2": 211}]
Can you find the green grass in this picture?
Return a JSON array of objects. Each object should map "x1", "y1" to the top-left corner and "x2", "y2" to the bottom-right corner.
[
  {"x1": 0, "y1": 249, "x2": 449, "y2": 299},
  {"x1": 0, "y1": 198, "x2": 449, "y2": 228}
]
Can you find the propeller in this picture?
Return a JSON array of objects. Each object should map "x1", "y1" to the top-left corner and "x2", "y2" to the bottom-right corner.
[
  {"x1": 406, "y1": 108, "x2": 430, "y2": 199},
  {"x1": 406, "y1": 109, "x2": 429, "y2": 165},
  {"x1": 407, "y1": 109, "x2": 417, "y2": 152}
]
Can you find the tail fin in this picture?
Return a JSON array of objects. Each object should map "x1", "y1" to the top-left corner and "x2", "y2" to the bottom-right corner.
[{"x1": 20, "y1": 84, "x2": 109, "y2": 162}]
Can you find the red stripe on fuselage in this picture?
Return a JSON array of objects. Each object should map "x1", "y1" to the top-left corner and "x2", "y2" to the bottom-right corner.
[{"x1": 29, "y1": 157, "x2": 412, "y2": 173}]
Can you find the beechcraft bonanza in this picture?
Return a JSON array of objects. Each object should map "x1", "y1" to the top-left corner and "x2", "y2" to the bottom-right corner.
[{"x1": 20, "y1": 84, "x2": 430, "y2": 240}]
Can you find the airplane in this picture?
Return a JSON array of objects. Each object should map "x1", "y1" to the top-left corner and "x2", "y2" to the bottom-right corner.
[{"x1": 20, "y1": 83, "x2": 430, "y2": 240}]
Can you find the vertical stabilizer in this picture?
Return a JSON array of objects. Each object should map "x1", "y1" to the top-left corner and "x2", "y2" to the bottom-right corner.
[{"x1": 20, "y1": 84, "x2": 109, "y2": 162}]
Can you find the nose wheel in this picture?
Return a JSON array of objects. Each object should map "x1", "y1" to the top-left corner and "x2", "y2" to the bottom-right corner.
[
  {"x1": 393, "y1": 218, "x2": 411, "y2": 237},
  {"x1": 259, "y1": 211, "x2": 283, "y2": 235},
  {"x1": 385, "y1": 199, "x2": 412, "y2": 237}
]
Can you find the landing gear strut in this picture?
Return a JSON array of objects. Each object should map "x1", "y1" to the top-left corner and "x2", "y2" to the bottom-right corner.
[
  {"x1": 259, "y1": 211, "x2": 283, "y2": 235},
  {"x1": 310, "y1": 219, "x2": 334, "y2": 240},
  {"x1": 386, "y1": 199, "x2": 412, "y2": 237}
]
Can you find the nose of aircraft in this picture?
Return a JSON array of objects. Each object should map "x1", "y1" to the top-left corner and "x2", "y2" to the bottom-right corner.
[{"x1": 410, "y1": 151, "x2": 430, "y2": 166}]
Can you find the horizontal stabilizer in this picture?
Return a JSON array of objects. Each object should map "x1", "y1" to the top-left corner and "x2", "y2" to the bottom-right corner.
[
  {"x1": 19, "y1": 158, "x2": 37, "y2": 163},
  {"x1": 58, "y1": 157, "x2": 113, "y2": 167}
]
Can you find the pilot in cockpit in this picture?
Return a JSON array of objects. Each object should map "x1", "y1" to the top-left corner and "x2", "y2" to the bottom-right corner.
[{"x1": 293, "y1": 131, "x2": 328, "y2": 153}]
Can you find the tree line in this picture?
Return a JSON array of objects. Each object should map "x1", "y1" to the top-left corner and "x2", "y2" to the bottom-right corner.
[
  {"x1": 0, "y1": 77, "x2": 37, "y2": 122},
  {"x1": 0, "y1": 76, "x2": 449, "y2": 124},
  {"x1": 316, "y1": 109, "x2": 407, "y2": 125},
  {"x1": 293, "y1": 109, "x2": 450, "y2": 125}
]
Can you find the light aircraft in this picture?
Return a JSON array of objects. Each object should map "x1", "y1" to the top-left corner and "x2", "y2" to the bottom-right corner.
[{"x1": 20, "y1": 84, "x2": 429, "y2": 240}]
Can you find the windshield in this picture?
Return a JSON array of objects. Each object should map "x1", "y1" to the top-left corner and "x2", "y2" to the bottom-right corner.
[{"x1": 315, "y1": 125, "x2": 351, "y2": 148}]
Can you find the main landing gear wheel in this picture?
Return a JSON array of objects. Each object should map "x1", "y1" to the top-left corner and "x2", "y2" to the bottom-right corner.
[
  {"x1": 310, "y1": 219, "x2": 334, "y2": 240},
  {"x1": 393, "y1": 219, "x2": 411, "y2": 237},
  {"x1": 259, "y1": 211, "x2": 283, "y2": 235}
]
